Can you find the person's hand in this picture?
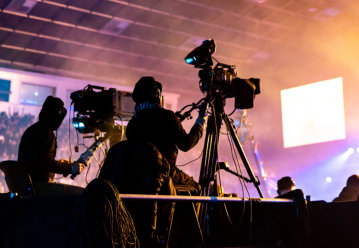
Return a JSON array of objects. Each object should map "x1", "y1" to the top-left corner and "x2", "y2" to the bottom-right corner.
[
  {"x1": 59, "y1": 159, "x2": 72, "y2": 177},
  {"x1": 59, "y1": 159, "x2": 71, "y2": 166},
  {"x1": 71, "y1": 162, "x2": 85, "y2": 175}
]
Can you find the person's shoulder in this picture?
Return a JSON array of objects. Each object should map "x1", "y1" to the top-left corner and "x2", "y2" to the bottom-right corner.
[
  {"x1": 26, "y1": 122, "x2": 54, "y2": 138},
  {"x1": 149, "y1": 107, "x2": 176, "y2": 117},
  {"x1": 22, "y1": 121, "x2": 39, "y2": 134},
  {"x1": 160, "y1": 108, "x2": 179, "y2": 122},
  {"x1": 160, "y1": 107, "x2": 175, "y2": 115}
]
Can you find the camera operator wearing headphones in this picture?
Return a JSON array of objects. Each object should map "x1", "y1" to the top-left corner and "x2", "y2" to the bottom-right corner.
[
  {"x1": 18, "y1": 96, "x2": 85, "y2": 196},
  {"x1": 126, "y1": 76, "x2": 207, "y2": 195}
]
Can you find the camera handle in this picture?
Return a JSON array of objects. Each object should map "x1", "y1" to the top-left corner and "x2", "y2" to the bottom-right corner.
[
  {"x1": 70, "y1": 132, "x2": 113, "y2": 179},
  {"x1": 175, "y1": 98, "x2": 206, "y2": 121}
]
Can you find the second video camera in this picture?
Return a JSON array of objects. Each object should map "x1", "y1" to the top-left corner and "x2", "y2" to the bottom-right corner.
[{"x1": 70, "y1": 85, "x2": 135, "y2": 133}]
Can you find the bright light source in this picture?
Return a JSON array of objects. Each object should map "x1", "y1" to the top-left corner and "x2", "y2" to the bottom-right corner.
[
  {"x1": 185, "y1": 57, "x2": 195, "y2": 64},
  {"x1": 34, "y1": 92, "x2": 38, "y2": 96},
  {"x1": 347, "y1": 147, "x2": 355, "y2": 154},
  {"x1": 356, "y1": 147, "x2": 359, "y2": 153},
  {"x1": 326, "y1": 176, "x2": 332, "y2": 183},
  {"x1": 281, "y1": 77, "x2": 345, "y2": 148}
]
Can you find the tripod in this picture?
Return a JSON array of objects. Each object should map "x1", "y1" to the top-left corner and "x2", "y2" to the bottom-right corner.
[{"x1": 197, "y1": 95, "x2": 263, "y2": 234}]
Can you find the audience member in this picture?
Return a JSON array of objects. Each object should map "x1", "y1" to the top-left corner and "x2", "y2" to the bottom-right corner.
[
  {"x1": 0, "y1": 111, "x2": 34, "y2": 161},
  {"x1": 277, "y1": 176, "x2": 296, "y2": 196},
  {"x1": 333, "y1": 174, "x2": 359, "y2": 202}
]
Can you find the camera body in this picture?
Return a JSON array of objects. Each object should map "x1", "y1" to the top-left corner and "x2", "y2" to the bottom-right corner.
[
  {"x1": 185, "y1": 39, "x2": 260, "y2": 109},
  {"x1": 70, "y1": 85, "x2": 135, "y2": 133}
]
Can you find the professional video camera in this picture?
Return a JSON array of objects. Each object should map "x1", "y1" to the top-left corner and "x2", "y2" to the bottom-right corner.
[
  {"x1": 70, "y1": 85, "x2": 135, "y2": 133},
  {"x1": 185, "y1": 39, "x2": 260, "y2": 109}
]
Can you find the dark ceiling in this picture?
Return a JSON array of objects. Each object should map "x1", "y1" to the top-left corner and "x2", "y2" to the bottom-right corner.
[{"x1": 0, "y1": 0, "x2": 357, "y2": 95}]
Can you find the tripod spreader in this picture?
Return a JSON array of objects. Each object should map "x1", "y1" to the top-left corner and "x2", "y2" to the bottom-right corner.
[{"x1": 218, "y1": 162, "x2": 251, "y2": 183}]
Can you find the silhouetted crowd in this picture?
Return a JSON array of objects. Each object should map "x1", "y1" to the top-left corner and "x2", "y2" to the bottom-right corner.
[{"x1": 0, "y1": 112, "x2": 35, "y2": 161}]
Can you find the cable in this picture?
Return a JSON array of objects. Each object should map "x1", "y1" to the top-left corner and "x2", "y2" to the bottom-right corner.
[
  {"x1": 227, "y1": 132, "x2": 246, "y2": 222},
  {"x1": 230, "y1": 120, "x2": 248, "y2": 191},
  {"x1": 228, "y1": 108, "x2": 236, "y2": 116},
  {"x1": 176, "y1": 150, "x2": 203, "y2": 167},
  {"x1": 228, "y1": 126, "x2": 254, "y2": 242},
  {"x1": 67, "y1": 178, "x2": 139, "y2": 247},
  {"x1": 68, "y1": 102, "x2": 73, "y2": 161}
]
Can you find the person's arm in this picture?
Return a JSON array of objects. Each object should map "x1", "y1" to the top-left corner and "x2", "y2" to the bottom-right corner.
[
  {"x1": 36, "y1": 130, "x2": 73, "y2": 175},
  {"x1": 174, "y1": 102, "x2": 207, "y2": 151},
  {"x1": 173, "y1": 113, "x2": 204, "y2": 152}
]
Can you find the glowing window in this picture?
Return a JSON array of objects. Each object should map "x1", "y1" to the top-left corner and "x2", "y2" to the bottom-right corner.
[
  {"x1": 20, "y1": 83, "x2": 55, "y2": 106},
  {"x1": 0, "y1": 79, "x2": 11, "y2": 102},
  {"x1": 281, "y1": 77, "x2": 345, "y2": 148}
]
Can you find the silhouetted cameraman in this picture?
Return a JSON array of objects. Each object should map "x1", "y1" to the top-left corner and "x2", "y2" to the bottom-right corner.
[
  {"x1": 126, "y1": 76, "x2": 207, "y2": 195},
  {"x1": 18, "y1": 96, "x2": 84, "y2": 195}
]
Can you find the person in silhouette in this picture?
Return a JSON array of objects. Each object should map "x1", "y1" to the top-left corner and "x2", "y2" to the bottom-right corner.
[
  {"x1": 333, "y1": 174, "x2": 359, "y2": 202},
  {"x1": 18, "y1": 96, "x2": 84, "y2": 195},
  {"x1": 125, "y1": 76, "x2": 207, "y2": 195},
  {"x1": 277, "y1": 176, "x2": 296, "y2": 196}
]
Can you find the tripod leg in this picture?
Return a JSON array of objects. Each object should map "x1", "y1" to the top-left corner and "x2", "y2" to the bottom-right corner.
[
  {"x1": 198, "y1": 114, "x2": 220, "y2": 196},
  {"x1": 222, "y1": 114, "x2": 264, "y2": 198},
  {"x1": 198, "y1": 108, "x2": 224, "y2": 240}
]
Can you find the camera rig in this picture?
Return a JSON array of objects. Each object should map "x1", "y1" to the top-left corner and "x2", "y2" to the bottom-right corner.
[
  {"x1": 185, "y1": 39, "x2": 260, "y2": 109},
  {"x1": 182, "y1": 39, "x2": 264, "y2": 234},
  {"x1": 70, "y1": 85, "x2": 135, "y2": 134}
]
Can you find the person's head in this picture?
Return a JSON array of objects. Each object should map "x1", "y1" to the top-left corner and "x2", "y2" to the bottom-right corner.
[
  {"x1": 38, "y1": 96, "x2": 67, "y2": 130},
  {"x1": 277, "y1": 176, "x2": 295, "y2": 195},
  {"x1": 346, "y1": 174, "x2": 359, "y2": 189},
  {"x1": 132, "y1": 76, "x2": 163, "y2": 106}
]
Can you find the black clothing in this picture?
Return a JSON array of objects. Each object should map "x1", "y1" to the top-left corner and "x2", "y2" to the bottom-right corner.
[
  {"x1": 18, "y1": 121, "x2": 71, "y2": 183},
  {"x1": 99, "y1": 140, "x2": 173, "y2": 195},
  {"x1": 126, "y1": 107, "x2": 203, "y2": 195},
  {"x1": 39, "y1": 96, "x2": 67, "y2": 130},
  {"x1": 333, "y1": 186, "x2": 359, "y2": 202},
  {"x1": 126, "y1": 107, "x2": 203, "y2": 168},
  {"x1": 132, "y1": 76, "x2": 162, "y2": 104},
  {"x1": 99, "y1": 140, "x2": 175, "y2": 245}
]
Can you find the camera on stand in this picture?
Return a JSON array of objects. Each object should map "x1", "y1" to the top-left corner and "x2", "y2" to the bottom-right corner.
[
  {"x1": 70, "y1": 85, "x2": 135, "y2": 134},
  {"x1": 181, "y1": 39, "x2": 264, "y2": 201},
  {"x1": 185, "y1": 39, "x2": 260, "y2": 109}
]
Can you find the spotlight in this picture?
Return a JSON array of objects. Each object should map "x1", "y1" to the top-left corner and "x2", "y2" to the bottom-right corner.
[
  {"x1": 326, "y1": 176, "x2": 332, "y2": 183},
  {"x1": 347, "y1": 147, "x2": 355, "y2": 154},
  {"x1": 356, "y1": 147, "x2": 359, "y2": 153}
]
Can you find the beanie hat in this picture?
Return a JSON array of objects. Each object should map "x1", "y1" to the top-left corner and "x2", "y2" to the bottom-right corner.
[{"x1": 132, "y1": 77, "x2": 162, "y2": 104}]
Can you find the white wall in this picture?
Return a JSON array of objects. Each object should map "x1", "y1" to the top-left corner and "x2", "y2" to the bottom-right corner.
[{"x1": 0, "y1": 67, "x2": 179, "y2": 117}]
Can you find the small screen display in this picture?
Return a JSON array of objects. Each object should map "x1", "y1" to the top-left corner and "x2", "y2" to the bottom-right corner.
[{"x1": 120, "y1": 92, "x2": 135, "y2": 115}]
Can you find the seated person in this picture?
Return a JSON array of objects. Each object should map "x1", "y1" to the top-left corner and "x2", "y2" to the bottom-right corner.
[
  {"x1": 98, "y1": 139, "x2": 175, "y2": 246},
  {"x1": 333, "y1": 174, "x2": 359, "y2": 202},
  {"x1": 125, "y1": 76, "x2": 207, "y2": 195},
  {"x1": 277, "y1": 176, "x2": 296, "y2": 196},
  {"x1": 275, "y1": 177, "x2": 309, "y2": 246},
  {"x1": 18, "y1": 96, "x2": 84, "y2": 196}
]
